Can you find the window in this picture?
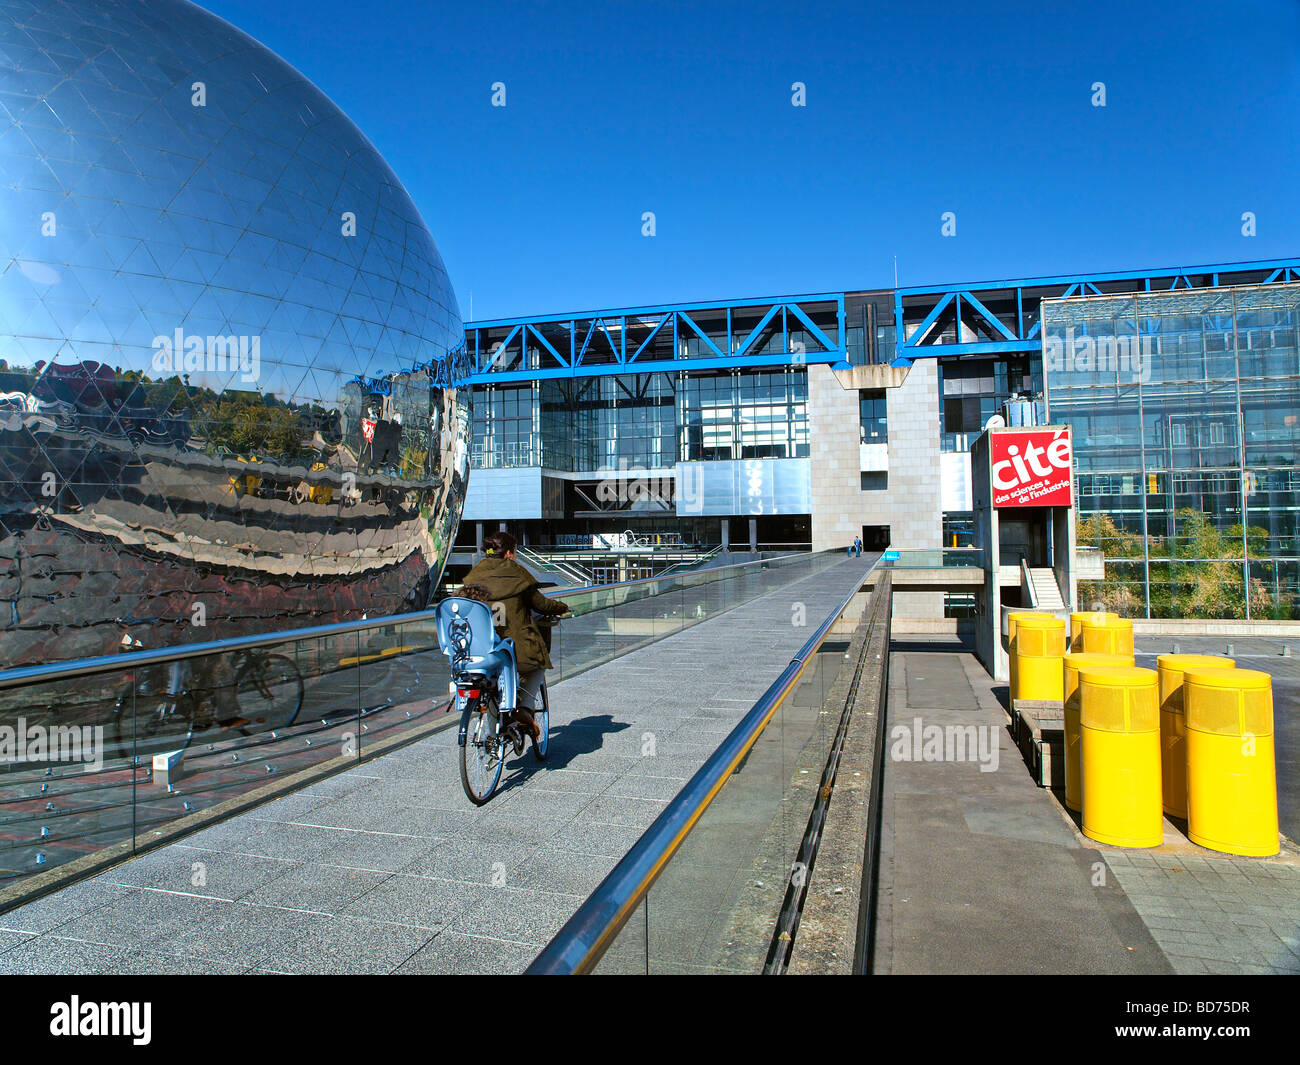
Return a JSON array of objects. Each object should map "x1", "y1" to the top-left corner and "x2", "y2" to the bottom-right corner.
[
  {"x1": 471, "y1": 383, "x2": 536, "y2": 467},
  {"x1": 680, "y1": 369, "x2": 809, "y2": 462},
  {"x1": 859, "y1": 389, "x2": 887, "y2": 443},
  {"x1": 938, "y1": 356, "x2": 1039, "y2": 451}
]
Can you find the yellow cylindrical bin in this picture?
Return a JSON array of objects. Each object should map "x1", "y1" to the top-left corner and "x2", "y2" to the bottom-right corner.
[
  {"x1": 1156, "y1": 655, "x2": 1235, "y2": 819},
  {"x1": 1079, "y1": 616, "x2": 1134, "y2": 657},
  {"x1": 1013, "y1": 615, "x2": 1066, "y2": 703},
  {"x1": 1078, "y1": 664, "x2": 1163, "y2": 848},
  {"x1": 1008, "y1": 611, "x2": 1053, "y2": 643},
  {"x1": 1007, "y1": 611, "x2": 1052, "y2": 699},
  {"x1": 1183, "y1": 668, "x2": 1278, "y2": 857},
  {"x1": 1070, "y1": 611, "x2": 1118, "y2": 651},
  {"x1": 1062, "y1": 652, "x2": 1134, "y2": 812}
]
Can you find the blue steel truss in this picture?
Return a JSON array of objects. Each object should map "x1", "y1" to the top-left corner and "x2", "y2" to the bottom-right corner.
[
  {"x1": 458, "y1": 259, "x2": 1300, "y2": 383},
  {"x1": 462, "y1": 295, "x2": 846, "y2": 385},
  {"x1": 891, "y1": 257, "x2": 1300, "y2": 365}
]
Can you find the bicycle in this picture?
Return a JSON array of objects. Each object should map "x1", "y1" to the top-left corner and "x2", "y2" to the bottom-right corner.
[
  {"x1": 435, "y1": 598, "x2": 555, "y2": 806},
  {"x1": 454, "y1": 673, "x2": 550, "y2": 806},
  {"x1": 111, "y1": 639, "x2": 304, "y2": 757}
]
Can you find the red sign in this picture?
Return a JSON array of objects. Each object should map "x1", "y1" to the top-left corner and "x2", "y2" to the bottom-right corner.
[
  {"x1": 362, "y1": 418, "x2": 376, "y2": 443},
  {"x1": 991, "y1": 428, "x2": 1072, "y2": 508}
]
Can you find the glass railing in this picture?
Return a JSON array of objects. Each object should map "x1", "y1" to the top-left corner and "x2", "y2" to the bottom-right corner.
[
  {"x1": 0, "y1": 548, "x2": 844, "y2": 907},
  {"x1": 880, "y1": 548, "x2": 984, "y2": 568},
  {"x1": 528, "y1": 566, "x2": 890, "y2": 974},
  {"x1": 469, "y1": 441, "x2": 539, "y2": 468},
  {"x1": 544, "y1": 549, "x2": 843, "y2": 682}
]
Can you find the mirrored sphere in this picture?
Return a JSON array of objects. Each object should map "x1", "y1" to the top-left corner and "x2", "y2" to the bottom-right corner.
[{"x1": 0, "y1": 0, "x2": 470, "y2": 667}]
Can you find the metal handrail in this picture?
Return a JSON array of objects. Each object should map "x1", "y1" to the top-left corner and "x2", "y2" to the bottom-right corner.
[
  {"x1": 1021, "y1": 557, "x2": 1036, "y2": 608},
  {"x1": 655, "y1": 545, "x2": 723, "y2": 577},
  {"x1": 0, "y1": 548, "x2": 841, "y2": 692},
  {"x1": 525, "y1": 555, "x2": 878, "y2": 974},
  {"x1": 515, "y1": 545, "x2": 592, "y2": 586}
]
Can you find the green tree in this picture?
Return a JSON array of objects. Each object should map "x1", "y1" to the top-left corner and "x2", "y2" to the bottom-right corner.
[{"x1": 1077, "y1": 509, "x2": 1280, "y2": 619}]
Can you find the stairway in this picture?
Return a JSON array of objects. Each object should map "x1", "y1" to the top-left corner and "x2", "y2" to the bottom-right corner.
[
  {"x1": 515, "y1": 547, "x2": 592, "y2": 587},
  {"x1": 1026, "y1": 567, "x2": 1064, "y2": 609}
]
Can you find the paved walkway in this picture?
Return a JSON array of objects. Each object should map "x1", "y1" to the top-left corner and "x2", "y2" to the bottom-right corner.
[
  {"x1": 874, "y1": 636, "x2": 1300, "y2": 976},
  {"x1": 0, "y1": 557, "x2": 873, "y2": 974}
]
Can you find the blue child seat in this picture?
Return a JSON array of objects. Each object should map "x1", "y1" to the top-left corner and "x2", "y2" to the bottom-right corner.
[{"x1": 435, "y1": 597, "x2": 518, "y2": 711}]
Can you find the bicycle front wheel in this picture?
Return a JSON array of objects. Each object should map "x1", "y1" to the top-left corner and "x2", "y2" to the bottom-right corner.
[
  {"x1": 236, "y1": 653, "x2": 304, "y2": 735},
  {"x1": 460, "y1": 702, "x2": 504, "y2": 805}
]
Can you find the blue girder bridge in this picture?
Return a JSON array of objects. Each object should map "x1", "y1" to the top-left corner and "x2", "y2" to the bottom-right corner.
[
  {"x1": 462, "y1": 295, "x2": 847, "y2": 385},
  {"x1": 461, "y1": 258, "x2": 1300, "y2": 384},
  {"x1": 892, "y1": 257, "x2": 1300, "y2": 365}
]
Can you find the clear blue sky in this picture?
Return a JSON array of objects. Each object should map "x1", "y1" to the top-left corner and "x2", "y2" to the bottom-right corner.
[{"x1": 204, "y1": 0, "x2": 1300, "y2": 322}]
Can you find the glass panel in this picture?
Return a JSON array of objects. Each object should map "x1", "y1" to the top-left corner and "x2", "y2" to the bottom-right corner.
[{"x1": 594, "y1": 623, "x2": 851, "y2": 973}]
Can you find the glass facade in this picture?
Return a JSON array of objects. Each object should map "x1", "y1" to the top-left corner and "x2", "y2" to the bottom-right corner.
[
  {"x1": 679, "y1": 370, "x2": 808, "y2": 462},
  {"x1": 0, "y1": 0, "x2": 469, "y2": 667},
  {"x1": 939, "y1": 356, "x2": 1040, "y2": 452},
  {"x1": 1044, "y1": 284, "x2": 1300, "y2": 619},
  {"x1": 472, "y1": 383, "x2": 538, "y2": 468},
  {"x1": 557, "y1": 372, "x2": 677, "y2": 471},
  {"x1": 844, "y1": 294, "x2": 895, "y2": 367},
  {"x1": 470, "y1": 368, "x2": 808, "y2": 473}
]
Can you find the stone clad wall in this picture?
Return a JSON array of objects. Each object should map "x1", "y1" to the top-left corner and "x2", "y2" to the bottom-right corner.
[
  {"x1": 807, "y1": 362, "x2": 943, "y2": 552},
  {"x1": 807, "y1": 361, "x2": 944, "y2": 618},
  {"x1": 807, "y1": 364, "x2": 869, "y2": 552}
]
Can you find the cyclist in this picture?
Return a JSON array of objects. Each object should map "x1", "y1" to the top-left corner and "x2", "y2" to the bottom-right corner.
[{"x1": 461, "y1": 530, "x2": 569, "y2": 742}]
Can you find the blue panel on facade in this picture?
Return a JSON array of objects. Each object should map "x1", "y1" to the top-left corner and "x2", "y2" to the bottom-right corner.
[
  {"x1": 462, "y1": 467, "x2": 543, "y2": 521},
  {"x1": 675, "y1": 459, "x2": 811, "y2": 516}
]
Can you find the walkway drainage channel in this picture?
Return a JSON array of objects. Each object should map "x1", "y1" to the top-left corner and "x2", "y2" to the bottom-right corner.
[{"x1": 764, "y1": 572, "x2": 893, "y2": 974}]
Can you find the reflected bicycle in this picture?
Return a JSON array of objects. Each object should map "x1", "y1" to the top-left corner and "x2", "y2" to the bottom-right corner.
[{"x1": 111, "y1": 642, "x2": 304, "y2": 756}]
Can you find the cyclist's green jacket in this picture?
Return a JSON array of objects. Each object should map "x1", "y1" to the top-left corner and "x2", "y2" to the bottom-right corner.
[{"x1": 462, "y1": 554, "x2": 567, "y2": 673}]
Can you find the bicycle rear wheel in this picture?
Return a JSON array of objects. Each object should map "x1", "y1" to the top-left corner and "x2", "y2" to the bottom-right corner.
[
  {"x1": 533, "y1": 682, "x2": 550, "y2": 761},
  {"x1": 460, "y1": 698, "x2": 504, "y2": 805},
  {"x1": 236, "y1": 653, "x2": 304, "y2": 735}
]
